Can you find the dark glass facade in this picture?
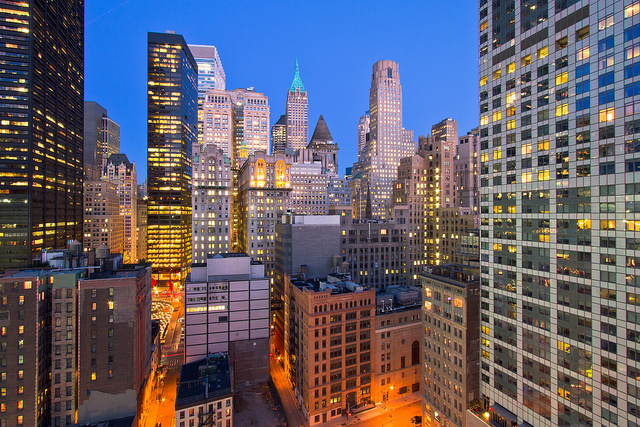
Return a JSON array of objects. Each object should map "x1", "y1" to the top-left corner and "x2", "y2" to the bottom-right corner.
[
  {"x1": 147, "y1": 32, "x2": 197, "y2": 284},
  {"x1": 0, "y1": 0, "x2": 84, "y2": 269}
]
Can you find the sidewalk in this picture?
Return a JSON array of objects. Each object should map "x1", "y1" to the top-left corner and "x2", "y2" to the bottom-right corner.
[{"x1": 321, "y1": 391, "x2": 422, "y2": 427}]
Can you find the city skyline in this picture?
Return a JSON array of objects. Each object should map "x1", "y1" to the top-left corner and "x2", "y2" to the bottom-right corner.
[{"x1": 85, "y1": 0, "x2": 479, "y2": 182}]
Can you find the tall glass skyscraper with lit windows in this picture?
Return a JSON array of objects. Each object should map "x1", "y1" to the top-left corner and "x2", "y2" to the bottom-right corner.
[
  {"x1": 0, "y1": 0, "x2": 84, "y2": 269},
  {"x1": 477, "y1": 1, "x2": 640, "y2": 426},
  {"x1": 147, "y1": 32, "x2": 197, "y2": 285}
]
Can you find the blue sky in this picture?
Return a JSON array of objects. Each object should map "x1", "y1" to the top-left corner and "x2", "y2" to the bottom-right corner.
[{"x1": 85, "y1": 0, "x2": 479, "y2": 183}]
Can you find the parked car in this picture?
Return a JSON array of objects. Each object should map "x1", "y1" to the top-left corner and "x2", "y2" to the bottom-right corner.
[{"x1": 411, "y1": 415, "x2": 422, "y2": 425}]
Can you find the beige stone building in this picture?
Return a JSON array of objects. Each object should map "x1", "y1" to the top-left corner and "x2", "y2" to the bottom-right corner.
[
  {"x1": 236, "y1": 151, "x2": 291, "y2": 275},
  {"x1": 83, "y1": 180, "x2": 123, "y2": 256},
  {"x1": 373, "y1": 304, "x2": 422, "y2": 403},
  {"x1": 136, "y1": 198, "x2": 147, "y2": 262},
  {"x1": 102, "y1": 153, "x2": 137, "y2": 263},
  {"x1": 284, "y1": 274, "x2": 375, "y2": 426},
  {"x1": 192, "y1": 143, "x2": 232, "y2": 263},
  {"x1": 421, "y1": 265, "x2": 479, "y2": 427},
  {"x1": 351, "y1": 60, "x2": 415, "y2": 220}
]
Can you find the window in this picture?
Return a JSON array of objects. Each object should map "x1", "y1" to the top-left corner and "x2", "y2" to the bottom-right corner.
[
  {"x1": 627, "y1": 2, "x2": 640, "y2": 17},
  {"x1": 576, "y1": 80, "x2": 589, "y2": 94},
  {"x1": 599, "y1": 14, "x2": 614, "y2": 30},
  {"x1": 480, "y1": 76, "x2": 488, "y2": 86},
  {"x1": 599, "y1": 36, "x2": 614, "y2": 52},
  {"x1": 538, "y1": 46, "x2": 548, "y2": 59},
  {"x1": 556, "y1": 72, "x2": 568, "y2": 86},
  {"x1": 492, "y1": 111, "x2": 502, "y2": 121},
  {"x1": 91, "y1": 372, "x2": 97, "y2": 381},
  {"x1": 599, "y1": 72, "x2": 614, "y2": 87},
  {"x1": 599, "y1": 90, "x2": 615, "y2": 104},
  {"x1": 626, "y1": 82, "x2": 640, "y2": 97},
  {"x1": 626, "y1": 62, "x2": 640, "y2": 79},
  {"x1": 575, "y1": 47, "x2": 590, "y2": 62},
  {"x1": 576, "y1": 63, "x2": 589, "y2": 78},
  {"x1": 480, "y1": 115, "x2": 488, "y2": 126},
  {"x1": 576, "y1": 98, "x2": 590, "y2": 111},
  {"x1": 627, "y1": 23, "x2": 640, "y2": 42},
  {"x1": 600, "y1": 108, "x2": 615, "y2": 122},
  {"x1": 521, "y1": 54, "x2": 531, "y2": 66},
  {"x1": 627, "y1": 43, "x2": 640, "y2": 60},
  {"x1": 556, "y1": 104, "x2": 568, "y2": 117}
]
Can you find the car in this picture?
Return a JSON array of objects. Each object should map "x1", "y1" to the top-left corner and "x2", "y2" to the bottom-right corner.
[{"x1": 411, "y1": 415, "x2": 422, "y2": 425}]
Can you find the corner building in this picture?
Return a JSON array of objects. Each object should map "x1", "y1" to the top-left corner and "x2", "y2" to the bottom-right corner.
[
  {"x1": 147, "y1": 32, "x2": 197, "y2": 284},
  {"x1": 478, "y1": 1, "x2": 640, "y2": 426}
]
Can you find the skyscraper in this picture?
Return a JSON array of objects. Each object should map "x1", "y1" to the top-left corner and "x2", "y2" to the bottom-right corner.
[
  {"x1": 147, "y1": 32, "x2": 197, "y2": 284},
  {"x1": 188, "y1": 44, "x2": 226, "y2": 146},
  {"x1": 271, "y1": 114, "x2": 287, "y2": 155},
  {"x1": 477, "y1": 1, "x2": 638, "y2": 426},
  {"x1": 285, "y1": 60, "x2": 308, "y2": 151},
  {"x1": 103, "y1": 153, "x2": 138, "y2": 263},
  {"x1": 0, "y1": 0, "x2": 84, "y2": 269},
  {"x1": 357, "y1": 112, "x2": 370, "y2": 163},
  {"x1": 84, "y1": 101, "x2": 121, "y2": 172},
  {"x1": 352, "y1": 60, "x2": 414, "y2": 219}
]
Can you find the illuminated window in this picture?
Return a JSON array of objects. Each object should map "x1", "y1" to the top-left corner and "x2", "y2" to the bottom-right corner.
[
  {"x1": 599, "y1": 107, "x2": 615, "y2": 122},
  {"x1": 507, "y1": 119, "x2": 516, "y2": 130},
  {"x1": 601, "y1": 220, "x2": 616, "y2": 230},
  {"x1": 493, "y1": 149, "x2": 502, "y2": 160},
  {"x1": 626, "y1": 2, "x2": 640, "y2": 17},
  {"x1": 506, "y1": 107, "x2": 516, "y2": 117},
  {"x1": 480, "y1": 115, "x2": 488, "y2": 125},
  {"x1": 108, "y1": 301, "x2": 114, "y2": 310},
  {"x1": 538, "y1": 140, "x2": 549, "y2": 151},
  {"x1": 480, "y1": 153, "x2": 489, "y2": 162},
  {"x1": 538, "y1": 170, "x2": 550, "y2": 181},
  {"x1": 91, "y1": 372, "x2": 97, "y2": 381},
  {"x1": 507, "y1": 62, "x2": 515, "y2": 73},
  {"x1": 556, "y1": 103, "x2": 569, "y2": 117},
  {"x1": 493, "y1": 69, "x2": 502, "y2": 80},
  {"x1": 480, "y1": 20, "x2": 488, "y2": 31},
  {"x1": 521, "y1": 54, "x2": 531, "y2": 66},
  {"x1": 577, "y1": 47, "x2": 590, "y2": 61},
  {"x1": 538, "y1": 46, "x2": 548, "y2": 59},
  {"x1": 506, "y1": 91, "x2": 516, "y2": 104},
  {"x1": 556, "y1": 72, "x2": 568, "y2": 86},
  {"x1": 599, "y1": 14, "x2": 614, "y2": 30},
  {"x1": 492, "y1": 111, "x2": 502, "y2": 121},
  {"x1": 578, "y1": 219, "x2": 591, "y2": 230},
  {"x1": 522, "y1": 172, "x2": 533, "y2": 183},
  {"x1": 522, "y1": 143, "x2": 532, "y2": 155},
  {"x1": 480, "y1": 76, "x2": 488, "y2": 86}
]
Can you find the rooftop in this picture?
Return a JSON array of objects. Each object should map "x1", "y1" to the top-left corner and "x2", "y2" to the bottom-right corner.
[
  {"x1": 176, "y1": 353, "x2": 232, "y2": 408},
  {"x1": 290, "y1": 275, "x2": 368, "y2": 295},
  {"x1": 289, "y1": 59, "x2": 306, "y2": 92}
]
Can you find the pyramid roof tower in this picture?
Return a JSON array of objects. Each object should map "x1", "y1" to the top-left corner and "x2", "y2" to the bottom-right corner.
[
  {"x1": 309, "y1": 115, "x2": 334, "y2": 144},
  {"x1": 289, "y1": 59, "x2": 306, "y2": 92}
]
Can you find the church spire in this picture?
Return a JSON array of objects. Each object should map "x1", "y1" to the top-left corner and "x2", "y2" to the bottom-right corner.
[{"x1": 289, "y1": 59, "x2": 306, "y2": 92}]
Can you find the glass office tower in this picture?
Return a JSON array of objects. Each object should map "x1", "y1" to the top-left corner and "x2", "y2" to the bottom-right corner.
[
  {"x1": 147, "y1": 32, "x2": 197, "y2": 284},
  {"x1": 478, "y1": 1, "x2": 640, "y2": 426}
]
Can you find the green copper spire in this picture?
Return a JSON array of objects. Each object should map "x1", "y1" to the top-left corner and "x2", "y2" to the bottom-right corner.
[{"x1": 289, "y1": 59, "x2": 306, "y2": 92}]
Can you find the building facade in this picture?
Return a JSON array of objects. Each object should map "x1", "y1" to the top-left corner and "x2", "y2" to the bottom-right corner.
[
  {"x1": 136, "y1": 199, "x2": 148, "y2": 262},
  {"x1": 351, "y1": 60, "x2": 414, "y2": 220},
  {"x1": 339, "y1": 206, "x2": 409, "y2": 289},
  {"x1": 189, "y1": 44, "x2": 226, "y2": 147},
  {"x1": 373, "y1": 304, "x2": 422, "y2": 404},
  {"x1": 192, "y1": 143, "x2": 232, "y2": 263},
  {"x1": 284, "y1": 275, "x2": 375, "y2": 426},
  {"x1": 147, "y1": 32, "x2": 197, "y2": 284},
  {"x1": 0, "y1": 0, "x2": 84, "y2": 269},
  {"x1": 455, "y1": 130, "x2": 480, "y2": 213},
  {"x1": 476, "y1": 1, "x2": 640, "y2": 426},
  {"x1": 185, "y1": 253, "x2": 270, "y2": 387},
  {"x1": 84, "y1": 102, "x2": 121, "y2": 172},
  {"x1": 236, "y1": 151, "x2": 292, "y2": 275},
  {"x1": 421, "y1": 265, "x2": 479, "y2": 427},
  {"x1": 175, "y1": 354, "x2": 233, "y2": 427},
  {"x1": 103, "y1": 154, "x2": 138, "y2": 263},
  {"x1": 271, "y1": 114, "x2": 287, "y2": 155},
  {"x1": 83, "y1": 180, "x2": 124, "y2": 256},
  {"x1": 286, "y1": 60, "x2": 309, "y2": 151}
]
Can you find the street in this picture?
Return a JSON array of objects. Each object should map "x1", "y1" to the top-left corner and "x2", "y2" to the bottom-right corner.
[
  {"x1": 140, "y1": 294, "x2": 184, "y2": 427},
  {"x1": 270, "y1": 354, "x2": 306, "y2": 427}
]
